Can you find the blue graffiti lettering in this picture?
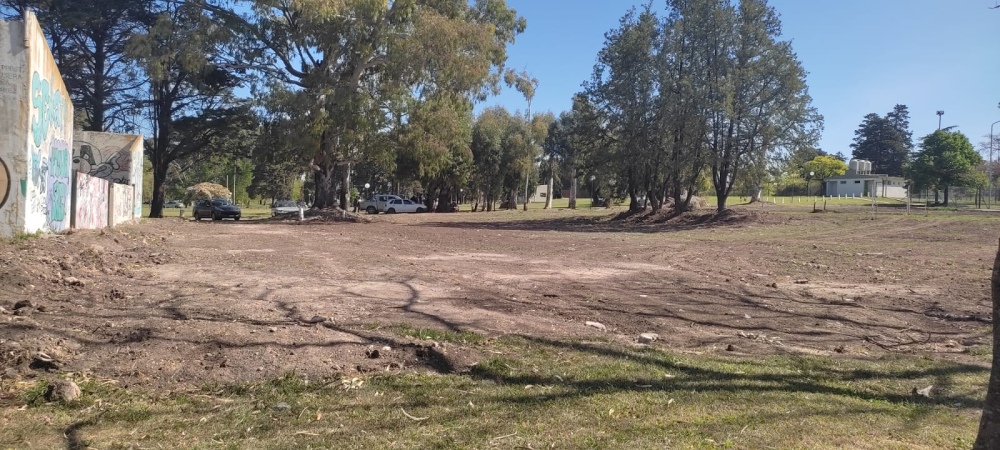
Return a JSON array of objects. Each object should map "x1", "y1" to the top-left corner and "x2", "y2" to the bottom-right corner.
[{"x1": 30, "y1": 71, "x2": 66, "y2": 148}]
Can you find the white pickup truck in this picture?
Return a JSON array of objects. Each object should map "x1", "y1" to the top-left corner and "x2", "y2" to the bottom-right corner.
[{"x1": 359, "y1": 194, "x2": 402, "y2": 214}]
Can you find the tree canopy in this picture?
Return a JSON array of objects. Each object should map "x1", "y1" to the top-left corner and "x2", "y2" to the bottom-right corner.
[
  {"x1": 907, "y1": 129, "x2": 981, "y2": 206},
  {"x1": 850, "y1": 105, "x2": 913, "y2": 176}
]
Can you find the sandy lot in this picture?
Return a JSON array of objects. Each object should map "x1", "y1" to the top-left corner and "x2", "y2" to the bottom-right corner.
[{"x1": 1, "y1": 206, "x2": 995, "y2": 388}]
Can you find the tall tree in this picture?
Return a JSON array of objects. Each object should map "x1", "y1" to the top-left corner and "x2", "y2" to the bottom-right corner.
[
  {"x1": 850, "y1": 105, "x2": 912, "y2": 176},
  {"x1": 585, "y1": 5, "x2": 662, "y2": 212},
  {"x1": 130, "y1": 0, "x2": 253, "y2": 217},
  {"x1": 2, "y1": 0, "x2": 152, "y2": 132},
  {"x1": 200, "y1": 0, "x2": 526, "y2": 210},
  {"x1": 708, "y1": 0, "x2": 820, "y2": 212},
  {"x1": 907, "y1": 129, "x2": 981, "y2": 206}
]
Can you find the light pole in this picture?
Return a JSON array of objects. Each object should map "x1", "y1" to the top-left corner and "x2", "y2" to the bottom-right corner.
[
  {"x1": 807, "y1": 171, "x2": 814, "y2": 197},
  {"x1": 990, "y1": 120, "x2": 1000, "y2": 209},
  {"x1": 364, "y1": 183, "x2": 370, "y2": 201},
  {"x1": 937, "y1": 111, "x2": 944, "y2": 130}
]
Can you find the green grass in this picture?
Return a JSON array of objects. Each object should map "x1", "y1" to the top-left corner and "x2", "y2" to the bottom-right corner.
[
  {"x1": 1, "y1": 335, "x2": 985, "y2": 449},
  {"x1": 389, "y1": 324, "x2": 487, "y2": 345}
]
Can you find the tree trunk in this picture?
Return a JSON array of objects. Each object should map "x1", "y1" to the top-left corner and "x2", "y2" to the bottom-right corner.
[
  {"x1": 339, "y1": 162, "x2": 351, "y2": 210},
  {"x1": 750, "y1": 185, "x2": 762, "y2": 203},
  {"x1": 436, "y1": 189, "x2": 451, "y2": 212},
  {"x1": 568, "y1": 166, "x2": 577, "y2": 210},
  {"x1": 313, "y1": 165, "x2": 338, "y2": 209},
  {"x1": 974, "y1": 239, "x2": 1000, "y2": 449},
  {"x1": 544, "y1": 176, "x2": 553, "y2": 209},
  {"x1": 943, "y1": 186, "x2": 950, "y2": 207},
  {"x1": 149, "y1": 165, "x2": 168, "y2": 218},
  {"x1": 523, "y1": 176, "x2": 529, "y2": 211}
]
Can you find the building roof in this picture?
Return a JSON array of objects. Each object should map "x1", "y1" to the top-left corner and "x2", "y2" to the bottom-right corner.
[{"x1": 825, "y1": 173, "x2": 905, "y2": 181}]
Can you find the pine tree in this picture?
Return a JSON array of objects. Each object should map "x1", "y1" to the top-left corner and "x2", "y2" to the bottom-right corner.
[{"x1": 849, "y1": 105, "x2": 912, "y2": 176}]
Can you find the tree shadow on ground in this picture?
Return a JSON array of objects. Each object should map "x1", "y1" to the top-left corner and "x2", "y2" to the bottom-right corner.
[
  {"x1": 417, "y1": 209, "x2": 765, "y2": 234},
  {"x1": 466, "y1": 335, "x2": 988, "y2": 409}
]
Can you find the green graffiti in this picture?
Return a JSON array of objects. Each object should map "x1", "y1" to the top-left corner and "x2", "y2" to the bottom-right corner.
[
  {"x1": 30, "y1": 71, "x2": 66, "y2": 148},
  {"x1": 20, "y1": 178, "x2": 26, "y2": 196},
  {"x1": 49, "y1": 181, "x2": 66, "y2": 223},
  {"x1": 46, "y1": 145, "x2": 70, "y2": 228}
]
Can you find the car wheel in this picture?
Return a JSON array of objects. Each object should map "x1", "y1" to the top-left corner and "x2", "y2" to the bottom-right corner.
[
  {"x1": 366, "y1": 206, "x2": 377, "y2": 215},
  {"x1": 235, "y1": 216, "x2": 241, "y2": 221},
  {"x1": 387, "y1": 208, "x2": 396, "y2": 214},
  {"x1": 213, "y1": 212, "x2": 221, "y2": 221},
  {"x1": 416, "y1": 207, "x2": 426, "y2": 213},
  {"x1": 195, "y1": 213, "x2": 201, "y2": 221}
]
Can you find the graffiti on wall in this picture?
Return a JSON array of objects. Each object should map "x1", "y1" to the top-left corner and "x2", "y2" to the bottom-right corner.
[
  {"x1": 75, "y1": 172, "x2": 108, "y2": 229},
  {"x1": 110, "y1": 183, "x2": 134, "y2": 226},
  {"x1": 0, "y1": 157, "x2": 10, "y2": 209},
  {"x1": 46, "y1": 143, "x2": 69, "y2": 228},
  {"x1": 30, "y1": 70, "x2": 66, "y2": 147},
  {"x1": 74, "y1": 142, "x2": 132, "y2": 184},
  {"x1": 26, "y1": 61, "x2": 71, "y2": 233},
  {"x1": 131, "y1": 142, "x2": 143, "y2": 218}
]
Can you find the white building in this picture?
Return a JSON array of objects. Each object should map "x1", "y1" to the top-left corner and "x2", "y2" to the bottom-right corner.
[{"x1": 824, "y1": 159, "x2": 908, "y2": 199}]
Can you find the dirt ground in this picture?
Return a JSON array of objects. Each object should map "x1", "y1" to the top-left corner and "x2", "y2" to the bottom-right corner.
[{"x1": 0, "y1": 206, "x2": 995, "y2": 389}]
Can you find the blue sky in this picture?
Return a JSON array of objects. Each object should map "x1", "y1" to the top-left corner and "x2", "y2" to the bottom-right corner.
[{"x1": 479, "y1": 0, "x2": 1000, "y2": 159}]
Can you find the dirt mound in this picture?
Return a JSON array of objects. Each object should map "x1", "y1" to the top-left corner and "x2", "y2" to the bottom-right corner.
[{"x1": 260, "y1": 208, "x2": 373, "y2": 224}]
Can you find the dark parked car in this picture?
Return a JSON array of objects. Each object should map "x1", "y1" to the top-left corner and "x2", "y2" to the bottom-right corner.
[{"x1": 193, "y1": 199, "x2": 241, "y2": 221}]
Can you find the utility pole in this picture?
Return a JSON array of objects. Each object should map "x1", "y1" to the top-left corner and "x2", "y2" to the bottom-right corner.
[{"x1": 991, "y1": 119, "x2": 1000, "y2": 209}]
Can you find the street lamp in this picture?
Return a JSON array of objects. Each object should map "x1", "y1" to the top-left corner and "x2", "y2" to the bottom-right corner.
[
  {"x1": 807, "y1": 171, "x2": 814, "y2": 197},
  {"x1": 990, "y1": 120, "x2": 1000, "y2": 209},
  {"x1": 937, "y1": 111, "x2": 944, "y2": 130},
  {"x1": 364, "y1": 183, "x2": 370, "y2": 200}
]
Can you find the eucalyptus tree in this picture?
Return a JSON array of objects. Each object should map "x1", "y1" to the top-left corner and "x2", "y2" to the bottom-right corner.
[
  {"x1": 199, "y1": 0, "x2": 526, "y2": 210},
  {"x1": 394, "y1": 95, "x2": 475, "y2": 211},
  {"x1": 470, "y1": 106, "x2": 534, "y2": 211}
]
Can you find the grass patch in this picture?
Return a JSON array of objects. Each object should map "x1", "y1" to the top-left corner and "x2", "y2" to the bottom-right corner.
[
  {"x1": 1, "y1": 336, "x2": 986, "y2": 449},
  {"x1": 389, "y1": 324, "x2": 487, "y2": 345}
]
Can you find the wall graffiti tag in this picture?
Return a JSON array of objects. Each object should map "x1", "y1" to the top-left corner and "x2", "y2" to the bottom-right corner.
[
  {"x1": 30, "y1": 70, "x2": 66, "y2": 148},
  {"x1": 110, "y1": 183, "x2": 134, "y2": 226},
  {"x1": 75, "y1": 172, "x2": 108, "y2": 229},
  {"x1": 46, "y1": 142, "x2": 69, "y2": 229}
]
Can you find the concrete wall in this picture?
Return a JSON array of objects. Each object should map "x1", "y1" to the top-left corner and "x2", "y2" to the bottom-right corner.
[
  {"x1": 0, "y1": 15, "x2": 30, "y2": 237},
  {"x1": 73, "y1": 172, "x2": 108, "y2": 229},
  {"x1": 24, "y1": 12, "x2": 73, "y2": 234},
  {"x1": 73, "y1": 131, "x2": 144, "y2": 219},
  {"x1": 109, "y1": 182, "x2": 134, "y2": 226}
]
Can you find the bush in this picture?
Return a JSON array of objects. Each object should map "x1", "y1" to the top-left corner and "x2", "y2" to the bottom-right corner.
[{"x1": 184, "y1": 183, "x2": 232, "y2": 204}]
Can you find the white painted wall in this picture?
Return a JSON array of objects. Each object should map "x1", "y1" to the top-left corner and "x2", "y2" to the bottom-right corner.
[
  {"x1": 73, "y1": 131, "x2": 144, "y2": 219},
  {"x1": 22, "y1": 12, "x2": 73, "y2": 234}
]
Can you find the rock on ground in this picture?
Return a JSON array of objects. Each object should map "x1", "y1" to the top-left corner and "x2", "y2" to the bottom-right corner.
[{"x1": 46, "y1": 379, "x2": 81, "y2": 402}]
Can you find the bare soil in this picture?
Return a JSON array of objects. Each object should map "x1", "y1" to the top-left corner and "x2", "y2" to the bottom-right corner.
[{"x1": 0, "y1": 206, "x2": 995, "y2": 389}]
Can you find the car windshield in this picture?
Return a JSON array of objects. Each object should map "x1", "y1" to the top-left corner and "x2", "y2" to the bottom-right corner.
[
  {"x1": 211, "y1": 200, "x2": 231, "y2": 206},
  {"x1": 274, "y1": 201, "x2": 296, "y2": 207}
]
